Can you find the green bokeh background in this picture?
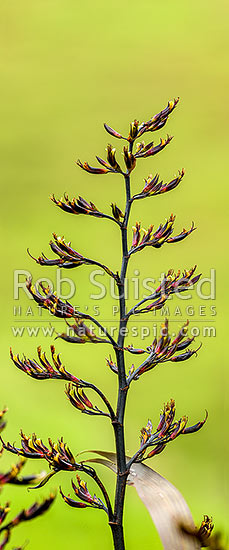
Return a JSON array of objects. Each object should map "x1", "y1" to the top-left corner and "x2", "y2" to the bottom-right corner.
[{"x1": 1, "y1": 1, "x2": 228, "y2": 548}]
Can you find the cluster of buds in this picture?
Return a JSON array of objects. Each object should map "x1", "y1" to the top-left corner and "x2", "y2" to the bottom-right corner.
[
  {"x1": 135, "y1": 135, "x2": 173, "y2": 159},
  {"x1": 1, "y1": 464, "x2": 47, "y2": 489},
  {"x1": 77, "y1": 144, "x2": 123, "y2": 175},
  {"x1": 1, "y1": 433, "x2": 77, "y2": 479},
  {"x1": 129, "y1": 266, "x2": 201, "y2": 315},
  {"x1": 60, "y1": 475, "x2": 107, "y2": 513},
  {"x1": 65, "y1": 383, "x2": 110, "y2": 417},
  {"x1": 103, "y1": 98, "x2": 179, "y2": 142},
  {"x1": 131, "y1": 98, "x2": 179, "y2": 138},
  {"x1": 0, "y1": 495, "x2": 55, "y2": 534},
  {"x1": 51, "y1": 194, "x2": 124, "y2": 227},
  {"x1": 51, "y1": 194, "x2": 104, "y2": 217},
  {"x1": 51, "y1": 194, "x2": 124, "y2": 226},
  {"x1": 78, "y1": 143, "x2": 137, "y2": 176},
  {"x1": 127, "y1": 319, "x2": 199, "y2": 381},
  {"x1": 0, "y1": 458, "x2": 40, "y2": 487},
  {"x1": 78, "y1": 100, "x2": 179, "y2": 178},
  {"x1": 135, "y1": 399, "x2": 207, "y2": 462},
  {"x1": 10, "y1": 347, "x2": 114, "y2": 422},
  {"x1": 28, "y1": 233, "x2": 85, "y2": 268},
  {"x1": 29, "y1": 233, "x2": 115, "y2": 277},
  {"x1": 1, "y1": 458, "x2": 24, "y2": 486},
  {"x1": 55, "y1": 318, "x2": 109, "y2": 345},
  {"x1": 0, "y1": 409, "x2": 47, "y2": 489},
  {"x1": 132, "y1": 169, "x2": 185, "y2": 200},
  {"x1": 130, "y1": 216, "x2": 195, "y2": 254},
  {"x1": 198, "y1": 515, "x2": 214, "y2": 542},
  {"x1": 181, "y1": 515, "x2": 219, "y2": 548},
  {"x1": 10, "y1": 346, "x2": 79, "y2": 383},
  {"x1": 26, "y1": 280, "x2": 112, "y2": 344},
  {"x1": 0, "y1": 409, "x2": 55, "y2": 550},
  {"x1": 26, "y1": 278, "x2": 77, "y2": 318},
  {"x1": 78, "y1": 136, "x2": 173, "y2": 177}
]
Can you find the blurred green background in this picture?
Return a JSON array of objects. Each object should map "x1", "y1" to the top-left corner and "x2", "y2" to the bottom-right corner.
[{"x1": 1, "y1": 1, "x2": 228, "y2": 548}]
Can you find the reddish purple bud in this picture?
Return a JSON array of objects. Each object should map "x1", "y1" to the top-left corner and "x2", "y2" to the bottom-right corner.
[
  {"x1": 171, "y1": 349, "x2": 196, "y2": 362},
  {"x1": 146, "y1": 443, "x2": 166, "y2": 458},
  {"x1": 167, "y1": 222, "x2": 196, "y2": 243},
  {"x1": 131, "y1": 222, "x2": 141, "y2": 248},
  {"x1": 182, "y1": 411, "x2": 208, "y2": 434},
  {"x1": 160, "y1": 169, "x2": 185, "y2": 194},
  {"x1": 104, "y1": 123, "x2": 124, "y2": 140},
  {"x1": 124, "y1": 345, "x2": 146, "y2": 355},
  {"x1": 169, "y1": 416, "x2": 188, "y2": 440},
  {"x1": 77, "y1": 160, "x2": 110, "y2": 174},
  {"x1": 60, "y1": 487, "x2": 88, "y2": 508},
  {"x1": 60, "y1": 476, "x2": 106, "y2": 512}
]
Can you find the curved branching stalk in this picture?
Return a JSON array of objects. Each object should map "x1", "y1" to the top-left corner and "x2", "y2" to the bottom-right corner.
[{"x1": 6, "y1": 98, "x2": 215, "y2": 550}]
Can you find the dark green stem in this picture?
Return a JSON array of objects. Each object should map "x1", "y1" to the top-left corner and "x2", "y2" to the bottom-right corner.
[
  {"x1": 110, "y1": 522, "x2": 126, "y2": 550},
  {"x1": 112, "y1": 162, "x2": 133, "y2": 550}
]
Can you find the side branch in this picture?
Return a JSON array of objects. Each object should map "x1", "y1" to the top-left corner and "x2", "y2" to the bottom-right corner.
[
  {"x1": 51, "y1": 193, "x2": 122, "y2": 227},
  {"x1": 126, "y1": 399, "x2": 208, "y2": 469},
  {"x1": 10, "y1": 347, "x2": 115, "y2": 420},
  {"x1": 78, "y1": 463, "x2": 114, "y2": 520},
  {"x1": 125, "y1": 266, "x2": 201, "y2": 319},
  {"x1": 126, "y1": 319, "x2": 200, "y2": 383},
  {"x1": 28, "y1": 233, "x2": 118, "y2": 281},
  {"x1": 2, "y1": 433, "x2": 113, "y2": 522},
  {"x1": 77, "y1": 312, "x2": 118, "y2": 349}
]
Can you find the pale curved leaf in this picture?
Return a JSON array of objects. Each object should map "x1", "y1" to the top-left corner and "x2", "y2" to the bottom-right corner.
[{"x1": 80, "y1": 450, "x2": 200, "y2": 550}]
